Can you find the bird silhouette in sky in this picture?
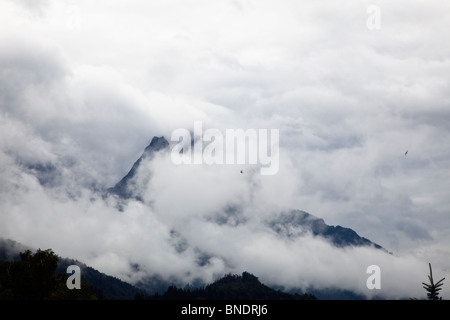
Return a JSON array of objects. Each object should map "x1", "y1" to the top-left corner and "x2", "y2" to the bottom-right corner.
[
  {"x1": 405, "y1": 150, "x2": 408, "y2": 156},
  {"x1": 240, "y1": 170, "x2": 243, "y2": 174}
]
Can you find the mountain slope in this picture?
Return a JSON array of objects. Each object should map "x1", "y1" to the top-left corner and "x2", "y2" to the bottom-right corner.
[
  {"x1": 107, "y1": 136, "x2": 169, "y2": 200},
  {"x1": 56, "y1": 257, "x2": 146, "y2": 300},
  {"x1": 269, "y1": 210, "x2": 386, "y2": 251}
]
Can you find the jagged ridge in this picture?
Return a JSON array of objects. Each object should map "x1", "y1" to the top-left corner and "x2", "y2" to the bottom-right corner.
[
  {"x1": 269, "y1": 210, "x2": 386, "y2": 251},
  {"x1": 107, "y1": 136, "x2": 169, "y2": 200}
]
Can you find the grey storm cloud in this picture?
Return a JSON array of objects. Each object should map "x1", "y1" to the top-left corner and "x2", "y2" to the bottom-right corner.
[{"x1": 1, "y1": 0, "x2": 449, "y2": 299}]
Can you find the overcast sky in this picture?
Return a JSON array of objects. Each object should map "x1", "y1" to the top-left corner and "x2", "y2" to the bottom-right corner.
[{"x1": 1, "y1": 0, "x2": 450, "y2": 299}]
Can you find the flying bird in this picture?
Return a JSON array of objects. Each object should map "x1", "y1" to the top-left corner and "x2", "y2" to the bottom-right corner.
[
  {"x1": 240, "y1": 170, "x2": 243, "y2": 174},
  {"x1": 405, "y1": 150, "x2": 408, "y2": 156}
]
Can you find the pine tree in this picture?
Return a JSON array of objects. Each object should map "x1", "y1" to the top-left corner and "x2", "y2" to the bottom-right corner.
[{"x1": 422, "y1": 263, "x2": 445, "y2": 300}]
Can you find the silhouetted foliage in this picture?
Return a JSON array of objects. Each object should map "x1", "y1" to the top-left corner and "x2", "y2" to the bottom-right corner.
[
  {"x1": 422, "y1": 263, "x2": 445, "y2": 300},
  {"x1": 0, "y1": 249, "x2": 96, "y2": 300},
  {"x1": 411, "y1": 263, "x2": 446, "y2": 300}
]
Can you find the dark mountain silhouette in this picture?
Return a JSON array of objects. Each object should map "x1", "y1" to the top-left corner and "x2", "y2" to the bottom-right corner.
[
  {"x1": 107, "y1": 136, "x2": 169, "y2": 200},
  {"x1": 143, "y1": 272, "x2": 316, "y2": 300},
  {"x1": 269, "y1": 210, "x2": 387, "y2": 251}
]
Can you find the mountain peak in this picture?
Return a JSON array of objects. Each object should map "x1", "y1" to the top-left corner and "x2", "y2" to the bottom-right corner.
[
  {"x1": 108, "y1": 136, "x2": 169, "y2": 200},
  {"x1": 269, "y1": 210, "x2": 387, "y2": 251},
  {"x1": 144, "y1": 136, "x2": 169, "y2": 154}
]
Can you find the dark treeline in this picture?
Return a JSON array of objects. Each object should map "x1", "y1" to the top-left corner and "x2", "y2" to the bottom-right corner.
[
  {"x1": 0, "y1": 248, "x2": 96, "y2": 300},
  {"x1": 139, "y1": 272, "x2": 317, "y2": 300}
]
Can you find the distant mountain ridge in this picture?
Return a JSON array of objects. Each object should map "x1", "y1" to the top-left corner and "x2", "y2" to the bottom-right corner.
[{"x1": 269, "y1": 210, "x2": 387, "y2": 251}]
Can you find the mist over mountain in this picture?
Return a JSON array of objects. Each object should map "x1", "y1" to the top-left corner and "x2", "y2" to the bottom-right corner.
[
  {"x1": 106, "y1": 136, "x2": 385, "y2": 250},
  {"x1": 101, "y1": 136, "x2": 392, "y2": 298},
  {"x1": 17, "y1": 134, "x2": 421, "y2": 298},
  {"x1": 0, "y1": 133, "x2": 432, "y2": 299},
  {"x1": 108, "y1": 136, "x2": 169, "y2": 201},
  {"x1": 268, "y1": 210, "x2": 389, "y2": 252},
  {"x1": 1, "y1": 238, "x2": 320, "y2": 300}
]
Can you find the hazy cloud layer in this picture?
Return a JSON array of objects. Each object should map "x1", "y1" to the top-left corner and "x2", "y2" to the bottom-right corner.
[{"x1": 1, "y1": 0, "x2": 449, "y2": 299}]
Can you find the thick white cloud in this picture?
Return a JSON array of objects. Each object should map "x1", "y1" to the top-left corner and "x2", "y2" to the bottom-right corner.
[{"x1": 1, "y1": 0, "x2": 449, "y2": 299}]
